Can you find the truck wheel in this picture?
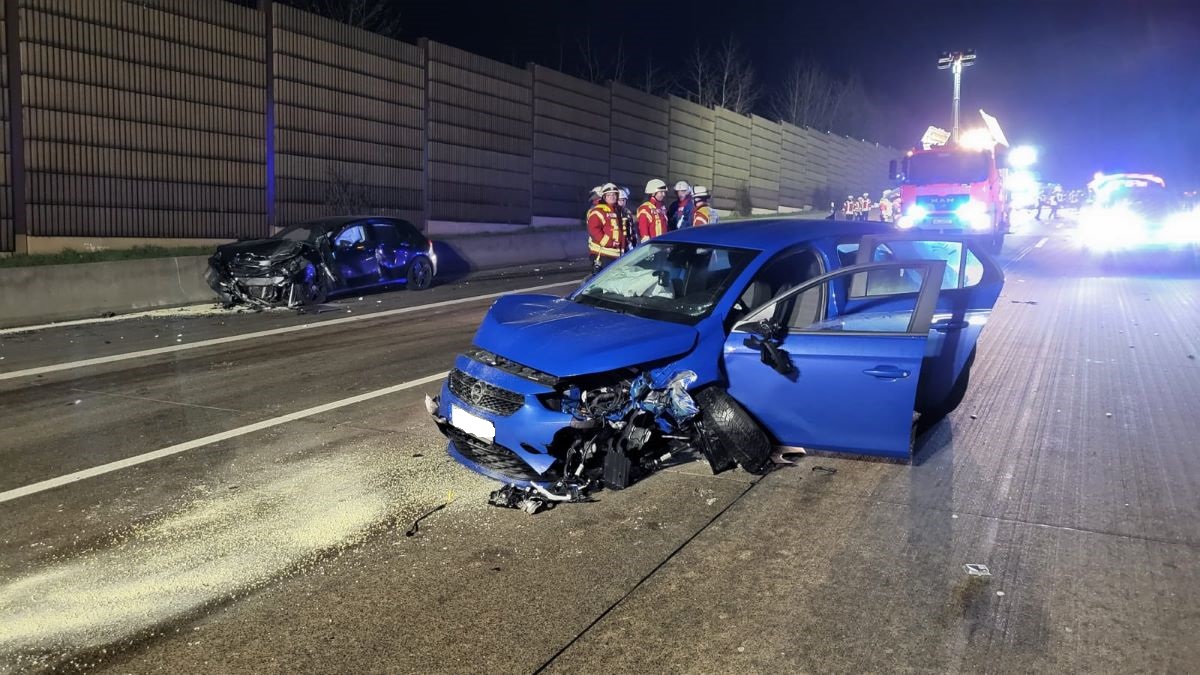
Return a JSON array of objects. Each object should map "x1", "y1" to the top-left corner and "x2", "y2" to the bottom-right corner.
[{"x1": 695, "y1": 388, "x2": 773, "y2": 475}]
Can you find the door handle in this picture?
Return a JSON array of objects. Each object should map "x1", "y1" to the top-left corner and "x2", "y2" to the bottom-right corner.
[
  {"x1": 863, "y1": 366, "x2": 910, "y2": 379},
  {"x1": 931, "y1": 319, "x2": 969, "y2": 332}
]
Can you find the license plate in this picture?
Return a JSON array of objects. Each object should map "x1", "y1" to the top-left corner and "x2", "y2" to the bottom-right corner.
[
  {"x1": 931, "y1": 217, "x2": 953, "y2": 226},
  {"x1": 450, "y1": 405, "x2": 495, "y2": 443}
]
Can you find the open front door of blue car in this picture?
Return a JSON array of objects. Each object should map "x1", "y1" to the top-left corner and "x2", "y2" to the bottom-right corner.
[{"x1": 722, "y1": 260, "x2": 945, "y2": 460}]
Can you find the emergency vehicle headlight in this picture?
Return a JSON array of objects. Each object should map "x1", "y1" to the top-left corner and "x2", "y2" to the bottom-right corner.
[
  {"x1": 1164, "y1": 211, "x2": 1200, "y2": 244},
  {"x1": 906, "y1": 204, "x2": 928, "y2": 221},
  {"x1": 956, "y1": 200, "x2": 991, "y2": 231}
]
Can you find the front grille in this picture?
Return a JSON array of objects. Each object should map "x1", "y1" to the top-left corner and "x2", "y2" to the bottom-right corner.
[
  {"x1": 444, "y1": 426, "x2": 551, "y2": 482},
  {"x1": 448, "y1": 368, "x2": 524, "y2": 416},
  {"x1": 915, "y1": 194, "x2": 970, "y2": 213},
  {"x1": 228, "y1": 257, "x2": 275, "y2": 277},
  {"x1": 465, "y1": 347, "x2": 560, "y2": 386}
]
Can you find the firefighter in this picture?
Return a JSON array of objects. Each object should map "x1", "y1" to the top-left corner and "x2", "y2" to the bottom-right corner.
[
  {"x1": 637, "y1": 179, "x2": 669, "y2": 241},
  {"x1": 1049, "y1": 185, "x2": 1062, "y2": 220},
  {"x1": 844, "y1": 195, "x2": 857, "y2": 220},
  {"x1": 587, "y1": 183, "x2": 624, "y2": 272},
  {"x1": 667, "y1": 180, "x2": 694, "y2": 231},
  {"x1": 859, "y1": 193, "x2": 872, "y2": 221},
  {"x1": 692, "y1": 186, "x2": 717, "y2": 226},
  {"x1": 878, "y1": 191, "x2": 894, "y2": 223},
  {"x1": 617, "y1": 187, "x2": 637, "y2": 251}
]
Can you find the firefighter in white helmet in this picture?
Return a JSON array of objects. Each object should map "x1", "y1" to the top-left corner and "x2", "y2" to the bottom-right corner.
[
  {"x1": 638, "y1": 179, "x2": 669, "y2": 241},
  {"x1": 691, "y1": 186, "x2": 717, "y2": 226},
  {"x1": 587, "y1": 183, "x2": 625, "y2": 272},
  {"x1": 667, "y1": 180, "x2": 694, "y2": 231}
]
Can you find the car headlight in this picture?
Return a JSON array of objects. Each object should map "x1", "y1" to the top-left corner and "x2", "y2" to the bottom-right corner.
[
  {"x1": 1079, "y1": 206, "x2": 1147, "y2": 249},
  {"x1": 955, "y1": 200, "x2": 992, "y2": 231}
]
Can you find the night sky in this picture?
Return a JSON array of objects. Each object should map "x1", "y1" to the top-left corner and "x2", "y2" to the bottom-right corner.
[{"x1": 391, "y1": 0, "x2": 1200, "y2": 188}]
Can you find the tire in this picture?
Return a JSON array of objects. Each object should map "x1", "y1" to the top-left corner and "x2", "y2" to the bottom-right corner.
[
  {"x1": 694, "y1": 388, "x2": 773, "y2": 475},
  {"x1": 292, "y1": 271, "x2": 328, "y2": 307},
  {"x1": 407, "y1": 256, "x2": 434, "y2": 291}
]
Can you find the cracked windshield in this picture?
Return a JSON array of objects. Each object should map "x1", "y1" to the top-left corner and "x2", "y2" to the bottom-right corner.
[{"x1": 1, "y1": 0, "x2": 1198, "y2": 673}]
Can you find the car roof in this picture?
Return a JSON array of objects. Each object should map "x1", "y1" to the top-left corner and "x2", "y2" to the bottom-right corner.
[
  {"x1": 295, "y1": 215, "x2": 411, "y2": 229},
  {"x1": 655, "y1": 217, "x2": 894, "y2": 255}
]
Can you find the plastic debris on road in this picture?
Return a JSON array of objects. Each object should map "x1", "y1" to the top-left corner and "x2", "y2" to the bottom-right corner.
[{"x1": 963, "y1": 563, "x2": 992, "y2": 577}]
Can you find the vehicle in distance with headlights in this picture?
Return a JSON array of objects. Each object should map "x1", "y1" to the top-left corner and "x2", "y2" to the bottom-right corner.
[
  {"x1": 1078, "y1": 173, "x2": 1200, "y2": 259},
  {"x1": 206, "y1": 216, "x2": 437, "y2": 308},
  {"x1": 428, "y1": 219, "x2": 1004, "y2": 498}
]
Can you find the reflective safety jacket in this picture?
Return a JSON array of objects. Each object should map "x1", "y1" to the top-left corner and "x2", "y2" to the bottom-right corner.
[
  {"x1": 587, "y1": 203, "x2": 625, "y2": 259},
  {"x1": 637, "y1": 198, "x2": 668, "y2": 241},
  {"x1": 692, "y1": 203, "x2": 717, "y2": 226}
]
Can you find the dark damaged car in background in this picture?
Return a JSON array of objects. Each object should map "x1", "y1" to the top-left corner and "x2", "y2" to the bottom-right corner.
[
  {"x1": 206, "y1": 216, "x2": 437, "y2": 308},
  {"x1": 428, "y1": 219, "x2": 1005, "y2": 512}
]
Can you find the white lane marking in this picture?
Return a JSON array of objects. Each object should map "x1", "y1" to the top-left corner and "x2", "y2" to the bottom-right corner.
[
  {"x1": 0, "y1": 371, "x2": 449, "y2": 504},
  {"x1": 1035, "y1": 237, "x2": 1049, "y2": 248},
  {"x1": 0, "y1": 303, "x2": 222, "y2": 336},
  {"x1": 0, "y1": 280, "x2": 576, "y2": 382},
  {"x1": 1003, "y1": 240, "x2": 1039, "y2": 271}
]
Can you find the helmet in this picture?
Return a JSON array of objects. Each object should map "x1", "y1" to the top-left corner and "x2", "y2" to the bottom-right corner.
[
  {"x1": 618, "y1": 187, "x2": 630, "y2": 200},
  {"x1": 645, "y1": 179, "x2": 668, "y2": 194},
  {"x1": 674, "y1": 180, "x2": 692, "y2": 192},
  {"x1": 600, "y1": 182, "x2": 620, "y2": 195},
  {"x1": 589, "y1": 185, "x2": 603, "y2": 198},
  {"x1": 862, "y1": 192, "x2": 869, "y2": 197},
  {"x1": 693, "y1": 186, "x2": 711, "y2": 199}
]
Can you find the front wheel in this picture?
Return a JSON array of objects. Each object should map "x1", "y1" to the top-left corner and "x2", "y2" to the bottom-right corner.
[
  {"x1": 407, "y1": 257, "x2": 434, "y2": 291},
  {"x1": 291, "y1": 272, "x2": 328, "y2": 307},
  {"x1": 694, "y1": 388, "x2": 773, "y2": 475}
]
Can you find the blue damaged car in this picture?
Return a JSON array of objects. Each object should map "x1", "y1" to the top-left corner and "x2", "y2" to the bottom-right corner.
[{"x1": 429, "y1": 219, "x2": 1003, "y2": 504}]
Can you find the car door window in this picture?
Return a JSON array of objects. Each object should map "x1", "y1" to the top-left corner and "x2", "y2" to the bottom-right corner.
[
  {"x1": 370, "y1": 222, "x2": 404, "y2": 248},
  {"x1": 333, "y1": 224, "x2": 367, "y2": 249},
  {"x1": 741, "y1": 261, "x2": 945, "y2": 335},
  {"x1": 731, "y1": 248, "x2": 823, "y2": 322},
  {"x1": 391, "y1": 219, "x2": 425, "y2": 247},
  {"x1": 861, "y1": 238, "x2": 985, "y2": 289}
]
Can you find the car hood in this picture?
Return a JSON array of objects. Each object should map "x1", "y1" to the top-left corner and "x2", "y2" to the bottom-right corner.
[
  {"x1": 213, "y1": 238, "x2": 308, "y2": 263},
  {"x1": 473, "y1": 294, "x2": 699, "y2": 378}
]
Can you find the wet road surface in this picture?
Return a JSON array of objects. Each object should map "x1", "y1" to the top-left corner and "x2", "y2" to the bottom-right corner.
[{"x1": 2, "y1": 219, "x2": 1199, "y2": 673}]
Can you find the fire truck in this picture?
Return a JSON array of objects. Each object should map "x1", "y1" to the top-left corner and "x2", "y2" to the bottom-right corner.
[{"x1": 889, "y1": 111, "x2": 1012, "y2": 252}]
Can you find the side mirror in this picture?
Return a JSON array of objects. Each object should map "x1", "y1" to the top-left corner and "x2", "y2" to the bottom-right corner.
[{"x1": 888, "y1": 159, "x2": 899, "y2": 181}]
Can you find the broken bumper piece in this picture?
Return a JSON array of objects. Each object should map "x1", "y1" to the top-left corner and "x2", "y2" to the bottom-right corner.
[{"x1": 432, "y1": 369, "x2": 752, "y2": 513}]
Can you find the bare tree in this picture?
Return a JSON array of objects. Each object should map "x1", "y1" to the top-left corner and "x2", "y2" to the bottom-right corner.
[
  {"x1": 683, "y1": 38, "x2": 758, "y2": 114},
  {"x1": 638, "y1": 54, "x2": 674, "y2": 96},
  {"x1": 279, "y1": 0, "x2": 401, "y2": 37},
  {"x1": 573, "y1": 33, "x2": 629, "y2": 86},
  {"x1": 771, "y1": 59, "x2": 842, "y2": 130}
]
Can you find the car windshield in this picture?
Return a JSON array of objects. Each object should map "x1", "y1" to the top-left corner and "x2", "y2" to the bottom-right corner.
[
  {"x1": 574, "y1": 242, "x2": 758, "y2": 325},
  {"x1": 906, "y1": 150, "x2": 990, "y2": 184},
  {"x1": 275, "y1": 224, "x2": 327, "y2": 242}
]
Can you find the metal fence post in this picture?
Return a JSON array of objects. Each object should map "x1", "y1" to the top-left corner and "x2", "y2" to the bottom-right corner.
[
  {"x1": 259, "y1": 0, "x2": 275, "y2": 234},
  {"x1": 6, "y1": 0, "x2": 25, "y2": 252}
]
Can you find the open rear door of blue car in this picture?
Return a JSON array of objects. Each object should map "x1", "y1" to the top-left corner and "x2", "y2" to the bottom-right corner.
[
  {"x1": 722, "y1": 260, "x2": 945, "y2": 460},
  {"x1": 851, "y1": 234, "x2": 1004, "y2": 413}
]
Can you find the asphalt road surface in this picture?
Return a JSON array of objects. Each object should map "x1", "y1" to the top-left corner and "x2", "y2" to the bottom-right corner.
[{"x1": 2, "y1": 216, "x2": 1199, "y2": 674}]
